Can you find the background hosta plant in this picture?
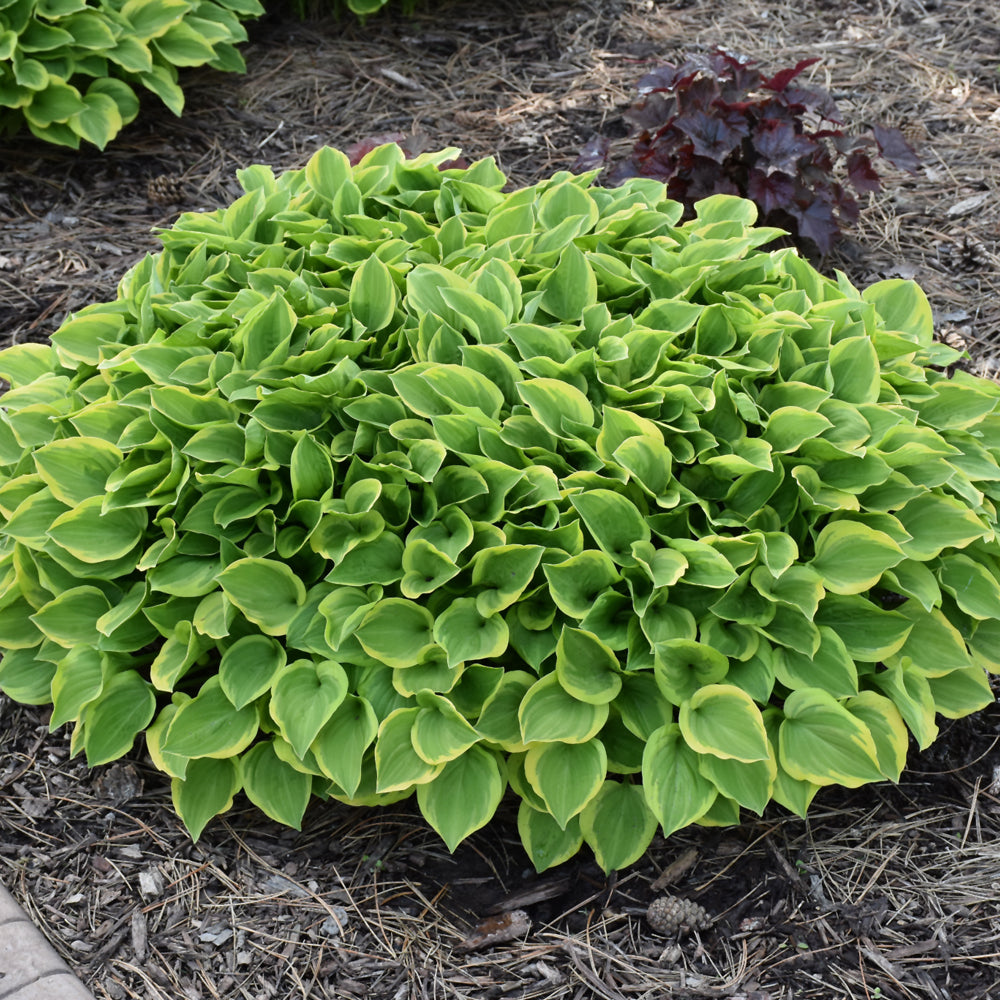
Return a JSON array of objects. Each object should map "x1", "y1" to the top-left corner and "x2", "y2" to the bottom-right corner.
[
  {"x1": 0, "y1": 144, "x2": 997, "y2": 872},
  {"x1": 0, "y1": 0, "x2": 262, "y2": 149},
  {"x1": 576, "y1": 50, "x2": 920, "y2": 254}
]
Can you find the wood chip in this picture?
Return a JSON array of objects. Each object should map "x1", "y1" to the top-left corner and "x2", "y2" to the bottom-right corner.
[{"x1": 455, "y1": 910, "x2": 531, "y2": 953}]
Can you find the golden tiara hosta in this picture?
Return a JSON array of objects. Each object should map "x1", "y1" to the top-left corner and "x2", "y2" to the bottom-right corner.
[
  {"x1": 1, "y1": 144, "x2": 997, "y2": 871},
  {"x1": 0, "y1": 0, "x2": 262, "y2": 149}
]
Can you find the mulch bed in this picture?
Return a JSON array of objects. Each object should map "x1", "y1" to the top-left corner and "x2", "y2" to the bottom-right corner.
[{"x1": 2, "y1": 0, "x2": 1000, "y2": 998}]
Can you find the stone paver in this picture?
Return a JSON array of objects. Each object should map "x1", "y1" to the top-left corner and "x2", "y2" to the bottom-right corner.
[{"x1": 0, "y1": 884, "x2": 97, "y2": 1000}]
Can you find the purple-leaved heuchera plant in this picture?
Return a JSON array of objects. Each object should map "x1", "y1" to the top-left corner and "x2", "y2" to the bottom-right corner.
[{"x1": 577, "y1": 49, "x2": 920, "y2": 254}]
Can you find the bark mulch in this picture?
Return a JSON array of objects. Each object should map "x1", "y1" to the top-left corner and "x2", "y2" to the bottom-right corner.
[{"x1": 2, "y1": 0, "x2": 1000, "y2": 998}]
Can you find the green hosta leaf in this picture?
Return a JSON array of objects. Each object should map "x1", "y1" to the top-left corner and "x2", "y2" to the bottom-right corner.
[
  {"x1": 240, "y1": 740, "x2": 312, "y2": 830},
  {"x1": 356, "y1": 598, "x2": 435, "y2": 668},
  {"x1": 475, "y1": 670, "x2": 535, "y2": 747},
  {"x1": 845, "y1": 691, "x2": 908, "y2": 782},
  {"x1": 46, "y1": 498, "x2": 145, "y2": 564},
  {"x1": 678, "y1": 684, "x2": 769, "y2": 763},
  {"x1": 392, "y1": 650, "x2": 462, "y2": 698},
  {"x1": 0, "y1": 597, "x2": 46, "y2": 650},
  {"x1": 937, "y1": 554, "x2": 1000, "y2": 619},
  {"x1": 863, "y1": 279, "x2": 933, "y2": 345},
  {"x1": 416, "y1": 744, "x2": 505, "y2": 851},
  {"x1": 31, "y1": 587, "x2": 111, "y2": 648},
  {"x1": 969, "y1": 618, "x2": 1000, "y2": 674},
  {"x1": 432, "y1": 598, "x2": 509, "y2": 668},
  {"x1": 773, "y1": 626, "x2": 859, "y2": 698},
  {"x1": 516, "y1": 377, "x2": 594, "y2": 438},
  {"x1": 83, "y1": 670, "x2": 156, "y2": 767},
  {"x1": 654, "y1": 639, "x2": 729, "y2": 705},
  {"x1": 350, "y1": 254, "x2": 397, "y2": 332},
  {"x1": 891, "y1": 604, "x2": 973, "y2": 677},
  {"x1": 669, "y1": 539, "x2": 739, "y2": 588},
  {"x1": 24, "y1": 80, "x2": 86, "y2": 128},
  {"x1": 172, "y1": 757, "x2": 241, "y2": 840},
  {"x1": 236, "y1": 292, "x2": 296, "y2": 369},
  {"x1": 33, "y1": 436, "x2": 122, "y2": 506},
  {"x1": 871, "y1": 660, "x2": 939, "y2": 750},
  {"x1": 50, "y1": 647, "x2": 106, "y2": 729},
  {"x1": 0, "y1": 648, "x2": 55, "y2": 705},
  {"x1": 778, "y1": 689, "x2": 884, "y2": 787},
  {"x1": 579, "y1": 780, "x2": 658, "y2": 872},
  {"x1": 894, "y1": 493, "x2": 990, "y2": 561},
  {"x1": 927, "y1": 665, "x2": 995, "y2": 719},
  {"x1": 524, "y1": 739, "x2": 606, "y2": 829},
  {"x1": 519, "y1": 673, "x2": 609, "y2": 744},
  {"x1": 400, "y1": 538, "x2": 460, "y2": 598},
  {"x1": 517, "y1": 801, "x2": 584, "y2": 873},
  {"x1": 375, "y1": 707, "x2": 442, "y2": 794},
  {"x1": 161, "y1": 676, "x2": 259, "y2": 759},
  {"x1": 311, "y1": 694, "x2": 378, "y2": 796},
  {"x1": 764, "y1": 407, "x2": 833, "y2": 453},
  {"x1": 543, "y1": 550, "x2": 621, "y2": 619},
  {"x1": 642, "y1": 723, "x2": 717, "y2": 836},
  {"x1": 120, "y1": 0, "x2": 190, "y2": 38},
  {"x1": 829, "y1": 335, "x2": 880, "y2": 404},
  {"x1": 914, "y1": 380, "x2": 998, "y2": 431},
  {"x1": 219, "y1": 634, "x2": 286, "y2": 709},
  {"x1": 815, "y1": 594, "x2": 912, "y2": 661},
  {"x1": 270, "y1": 659, "x2": 348, "y2": 760},
  {"x1": 750, "y1": 564, "x2": 824, "y2": 620},
  {"x1": 412, "y1": 692, "x2": 480, "y2": 764},
  {"x1": 148, "y1": 621, "x2": 209, "y2": 692},
  {"x1": 569, "y1": 490, "x2": 650, "y2": 567},
  {"x1": 554, "y1": 626, "x2": 622, "y2": 705},
  {"x1": 218, "y1": 558, "x2": 306, "y2": 636},
  {"x1": 305, "y1": 145, "x2": 352, "y2": 201},
  {"x1": 698, "y1": 753, "x2": 776, "y2": 815},
  {"x1": 614, "y1": 672, "x2": 674, "y2": 740},
  {"x1": 470, "y1": 544, "x2": 544, "y2": 617},
  {"x1": 809, "y1": 521, "x2": 904, "y2": 595},
  {"x1": 541, "y1": 242, "x2": 597, "y2": 321}
]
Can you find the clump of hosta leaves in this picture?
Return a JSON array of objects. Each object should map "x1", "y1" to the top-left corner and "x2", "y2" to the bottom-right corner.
[
  {"x1": 0, "y1": 0, "x2": 262, "y2": 150},
  {"x1": 577, "y1": 50, "x2": 920, "y2": 254},
  {"x1": 1, "y1": 144, "x2": 998, "y2": 874},
  {"x1": 286, "y1": 0, "x2": 417, "y2": 19}
]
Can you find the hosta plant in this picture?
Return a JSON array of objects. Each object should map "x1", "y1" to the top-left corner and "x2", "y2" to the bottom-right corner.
[
  {"x1": 577, "y1": 50, "x2": 920, "y2": 254},
  {"x1": 1, "y1": 144, "x2": 998, "y2": 874},
  {"x1": 0, "y1": 0, "x2": 262, "y2": 149}
]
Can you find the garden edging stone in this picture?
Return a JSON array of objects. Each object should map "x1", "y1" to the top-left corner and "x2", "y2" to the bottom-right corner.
[{"x1": 0, "y1": 883, "x2": 97, "y2": 1000}]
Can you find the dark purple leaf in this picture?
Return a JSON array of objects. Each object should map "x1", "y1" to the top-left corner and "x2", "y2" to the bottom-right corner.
[
  {"x1": 572, "y1": 135, "x2": 611, "y2": 173},
  {"x1": 872, "y1": 124, "x2": 920, "y2": 173},
  {"x1": 788, "y1": 197, "x2": 839, "y2": 253},
  {"x1": 761, "y1": 57, "x2": 820, "y2": 93},
  {"x1": 712, "y1": 49, "x2": 761, "y2": 93},
  {"x1": 747, "y1": 169, "x2": 797, "y2": 215},
  {"x1": 676, "y1": 75, "x2": 721, "y2": 114},
  {"x1": 674, "y1": 109, "x2": 746, "y2": 163},
  {"x1": 637, "y1": 64, "x2": 682, "y2": 95},
  {"x1": 606, "y1": 160, "x2": 641, "y2": 186},
  {"x1": 687, "y1": 159, "x2": 740, "y2": 200},
  {"x1": 832, "y1": 183, "x2": 860, "y2": 224},
  {"x1": 625, "y1": 92, "x2": 676, "y2": 131},
  {"x1": 846, "y1": 151, "x2": 881, "y2": 193},
  {"x1": 753, "y1": 119, "x2": 815, "y2": 171},
  {"x1": 783, "y1": 85, "x2": 842, "y2": 123}
]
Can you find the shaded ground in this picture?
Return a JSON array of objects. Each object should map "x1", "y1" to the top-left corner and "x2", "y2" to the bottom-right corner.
[{"x1": 2, "y1": 0, "x2": 1000, "y2": 997}]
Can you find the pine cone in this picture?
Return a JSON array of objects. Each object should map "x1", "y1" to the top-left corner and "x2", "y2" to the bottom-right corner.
[
  {"x1": 147, "y1": 174, "x2": 187, "y2": 205},
  {"x1": 647, "y1": 894, "x2": 712, "y2": 935}
]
